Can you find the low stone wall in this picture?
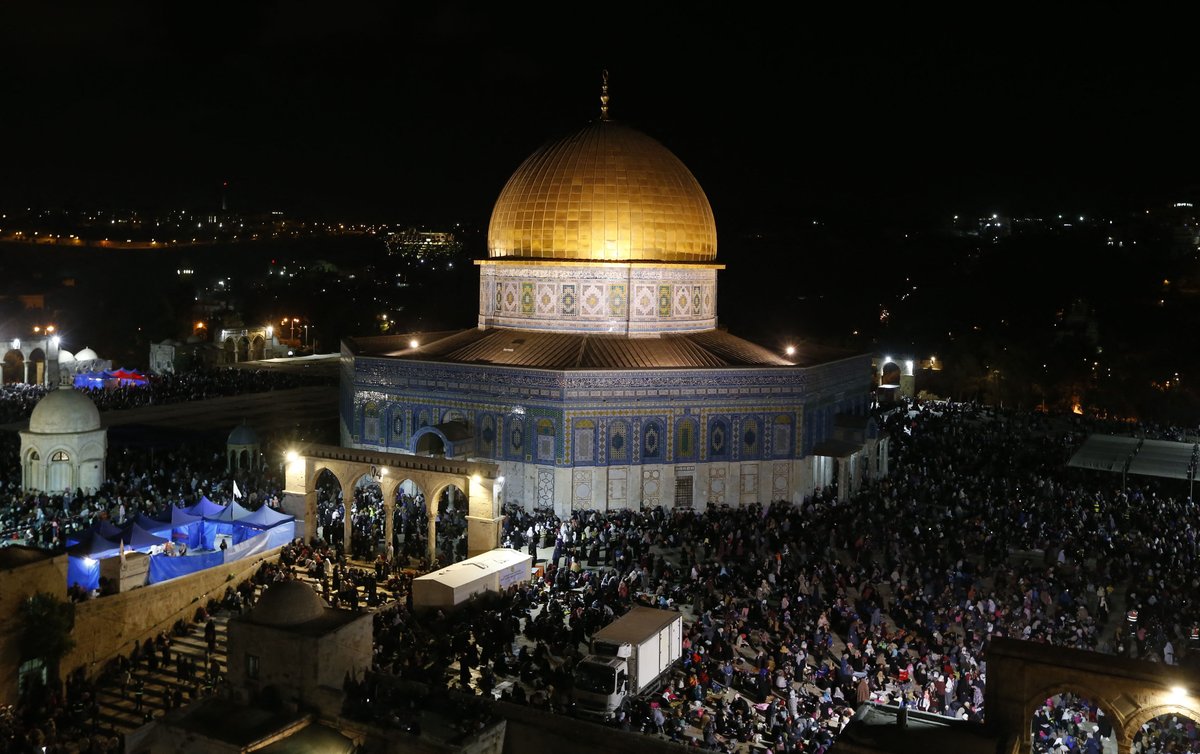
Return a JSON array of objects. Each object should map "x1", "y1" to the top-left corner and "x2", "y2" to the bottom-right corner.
[{"x1": 63, "y1": 547, "x2": 282, "y2": 679}]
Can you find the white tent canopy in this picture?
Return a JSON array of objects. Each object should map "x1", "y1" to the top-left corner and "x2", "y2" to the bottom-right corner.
[
  {"x1": 1068, "y1": 434, "x2": 1198, "y2": 482},
  {"x1": 411, "y1": 548, "x2": 531, "y2": 610},
  {"x1": 1128, "y1": 439, "x2": 1196, "y2": 481}
]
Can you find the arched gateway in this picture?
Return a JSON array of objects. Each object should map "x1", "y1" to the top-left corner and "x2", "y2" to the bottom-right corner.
[
  {"x1": 986, "y1": 638, "x2": 1200, "y2": 754},
  {"x1": 280, "y1": 443, "x2": 503, "y2": 562}
]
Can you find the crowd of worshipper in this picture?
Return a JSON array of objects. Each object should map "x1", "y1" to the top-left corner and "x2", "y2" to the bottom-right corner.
[
  {"x1": 7, "y1": 392, "x2": 1200, "y2": 750},
  {"x1": 315, "y1": 481, "x2": 468, "y2": 566},
  {"x1": 280, "y1": 538, "x2": 391, "y2": 609},
  {"x1": 0, "y1": 434, "x2": 287, "y2": 553},
  {"x1": 0, "y1": 428, "x2": 290, "y2": 604},
  {"x1": 347, "y1": 400, "x2": 1200, "y2": 752},
  {"x1": 0, "y1": 368, "x2": 332, "y2": 425},
  {"x1": 1132, "y1": 712, "x2": 1200, "y2": 753},
  {"x1": 1030, "y1": 692, "x2": 1113, "y2": 753}
]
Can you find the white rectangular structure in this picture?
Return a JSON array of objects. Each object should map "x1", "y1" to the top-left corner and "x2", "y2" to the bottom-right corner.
[{"x1": 410, "y1": 548, "x2": 532, "y2": 610}]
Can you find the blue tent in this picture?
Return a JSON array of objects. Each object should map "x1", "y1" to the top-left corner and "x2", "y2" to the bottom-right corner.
[
  {"x1": 94, "y1": 519, "x2": 129, "y2": 541},
  {"x1": 73, "y1": 372, "x2": 109, "y2": 389},
  {"x1": 203, "y1": 501, "x2": 259, "y2": 546},
  {"x1": 166, "y1": 506, "x2": 203, "y2": 527},
  {"x1": 66, "y1": 530, "x2": 121, "y2": 591},
  {"x1": 239, "y1": 505, "x2": 294, "y2": 529},
  {"x1": 127, "y1": 524, "x2": 169, "y2": 551},
  {"x1": 205, "y1": 501, "x2": 254, "y2": 523},
  {"x1": 133, "y1": 512, "x2": 173, "y2": 537},
  {"x1": 68, "y1": 529, "x2": 121, "y2": 559},
  {"x1": 184, "y1": 496, "x2": 225, "y2": 518}
]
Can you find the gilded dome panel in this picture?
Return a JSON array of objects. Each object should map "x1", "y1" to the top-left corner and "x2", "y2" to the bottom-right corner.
[{"x1": 488, "y1": 122, "x2": 716, "y2": 262}]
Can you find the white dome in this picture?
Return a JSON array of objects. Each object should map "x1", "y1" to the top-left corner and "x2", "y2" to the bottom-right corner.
[
  {"x1": 29, "y1": 390, "x2": 101, "y2": 434},
  {"x1": 250, "y1": 581, "x2": 327, "y2": 626},
  {"x1": 57, "y1": 350, "x2": 75, "y2": 364},
  {"x1": 75, "y1": 347, "x2": 100, "y2": 361}
]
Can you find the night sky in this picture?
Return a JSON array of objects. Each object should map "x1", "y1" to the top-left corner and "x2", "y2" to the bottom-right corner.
[{"x1": 3, "y1": 8, "x2": 1198, "y2": 231}]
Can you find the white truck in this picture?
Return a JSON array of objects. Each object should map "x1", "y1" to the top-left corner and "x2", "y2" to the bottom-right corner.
[{"x1": 573, "y1": 606, "x2": 683, "y2": 719}]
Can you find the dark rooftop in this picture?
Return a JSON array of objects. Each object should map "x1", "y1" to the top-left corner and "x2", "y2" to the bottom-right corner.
[
  {"x1": 836, "y1": 704, "x2": 1000, "y2": 754},
  {"x1": 168, "y1": 698, "x2": 304, "y2": 747},
  {"x1": 346, "y1": 328, "x2": 858, "y2": 370},
  {"x1": 256, "y1": 722, "x2": 354, "y2": 754}
]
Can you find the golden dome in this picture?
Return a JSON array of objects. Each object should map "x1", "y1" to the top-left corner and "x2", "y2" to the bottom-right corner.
[{"x1": 488, "y1": 121, "x2": 717, "y2": 262}]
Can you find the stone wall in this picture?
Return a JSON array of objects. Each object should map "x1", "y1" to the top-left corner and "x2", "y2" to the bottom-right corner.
[{"x1": 62, "y1": 547, "x2": 282, "y2": 679}]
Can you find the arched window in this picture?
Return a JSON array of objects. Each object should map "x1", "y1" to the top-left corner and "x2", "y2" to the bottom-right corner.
[
  {"x1": 610, "y1": 420, "x2": 628, "y2": 461},
  {"x1": 742, "y1": 418, "x2": 759, "y2": 458},
  {"x1": 773, "y1": 415, "x2": 792, "y2": 456},
  {"x1": 50, "y1": 450, "x2": 69, "y2": 462},
  {"x1": 709, "y1": 417, "x2": 729, "y2": 458},
  {"x1": 536, "y1": 418, "x2": 555, "y2": 462},
  {"x1": 27, "y1": 450, "x2": 40, "y2": 461},
  {"x1": 480, "y1": 414, "x2": 496, "y2": 454},
  {"x1": 676, "y1": 418, "x2": 698, "y2": 460},
  {"x1": 643, "y1": 421, "x2": 662, "y2": 459},
  {"x1": 363, "y1": 403, "x2": 380, "y2": 442},
  {"x1": 573, "y1": 419, "x2": 595, "y2": 463}
]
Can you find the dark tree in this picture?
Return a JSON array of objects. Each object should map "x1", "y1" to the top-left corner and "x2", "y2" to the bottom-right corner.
[{"x1": 18, "y1": 592, "x2": 76, "y2": 690}]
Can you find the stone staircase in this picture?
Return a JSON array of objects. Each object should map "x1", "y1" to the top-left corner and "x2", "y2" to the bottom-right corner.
[
  {"x1": 91, "y1": 614, "x2": 231, "y2": 734},
  {"x1": 87, "y1": 558, "x2": 396, "y2": 737}
]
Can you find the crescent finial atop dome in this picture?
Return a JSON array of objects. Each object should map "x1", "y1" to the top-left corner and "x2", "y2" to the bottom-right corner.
[{"x1": 600, "y1": 69, "x2": 610, "y2": 121}]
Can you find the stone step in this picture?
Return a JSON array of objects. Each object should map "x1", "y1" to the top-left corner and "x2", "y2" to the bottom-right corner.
[{"x1": 89, "y1": 612, "x2": 235, "y2": 736}]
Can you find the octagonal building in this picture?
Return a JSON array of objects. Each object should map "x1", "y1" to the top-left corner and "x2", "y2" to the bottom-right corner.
[{"x1": 340, "y1": 107, "x2": 880, "y2": 513}]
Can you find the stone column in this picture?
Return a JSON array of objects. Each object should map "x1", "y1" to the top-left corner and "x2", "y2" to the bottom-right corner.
[
  {"x1": 342, "y1": 482, "x2": 354, "y2": 552},
  {"x1": 380, "y1": 501, "x2": 392, "y2": 552},
  {"x1": 466, "y1": 475, "x2": 503, "y2": 558},
  {"x1": 837, "y1": 458, "x2": 850, "y2": 502},
  {"x1": 427, "y1": 513, "x2": 437, "y2": 564},
  {"x1": 381, "y1": 478, "x2": 398, "y2": 554},
  {"x1": 281, "y1": 455, "x2": 312, "y2": 541}
]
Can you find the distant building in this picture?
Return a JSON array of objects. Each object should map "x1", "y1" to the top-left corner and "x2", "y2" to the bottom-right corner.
[
  {"x1": 216, "y1": 327, "x2": 290, "y2": 363},
  {"x1": 384, "y1": 228, "x2": 464, "y2": 259}
]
